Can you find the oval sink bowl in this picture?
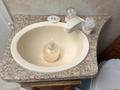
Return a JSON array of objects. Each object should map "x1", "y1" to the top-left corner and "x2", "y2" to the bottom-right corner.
[{"x1": 11, "y1": 22, "x2": 89, "y2": 72}]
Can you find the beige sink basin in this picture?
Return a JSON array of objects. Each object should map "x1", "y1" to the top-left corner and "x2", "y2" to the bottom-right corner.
[{"x1": 11, "y1": 21, "x2": 89, "y2": 72}]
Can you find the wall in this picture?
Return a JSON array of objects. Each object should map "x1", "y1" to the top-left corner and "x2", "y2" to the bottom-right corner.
[
  {"x1": 4, "y1": 0, "x2": 120, "y2": 54},
  {"x1": 0, "y1": 0, "x2": 12, "y2": 60}
]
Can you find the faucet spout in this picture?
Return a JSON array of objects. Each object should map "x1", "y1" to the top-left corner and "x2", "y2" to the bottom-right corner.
[{"x1": 64, "y1": 16, "x2": 84, "y2": 33}]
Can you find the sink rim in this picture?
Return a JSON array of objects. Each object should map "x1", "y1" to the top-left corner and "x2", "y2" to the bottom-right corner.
[{"x1": 11, "y1": 21, "x2": 89, "y2": 72}]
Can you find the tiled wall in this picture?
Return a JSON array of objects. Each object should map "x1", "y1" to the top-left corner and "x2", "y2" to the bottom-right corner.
[{"x1": 4, "y1": 0, "x2": 120, "y2": 54}]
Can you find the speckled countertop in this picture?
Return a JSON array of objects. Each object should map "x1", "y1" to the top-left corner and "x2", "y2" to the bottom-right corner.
[{"x1": 0, "y1": 15, "x2": 110, "y2": 82}]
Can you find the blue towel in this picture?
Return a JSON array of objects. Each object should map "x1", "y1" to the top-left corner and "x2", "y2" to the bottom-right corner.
[{"x1": 82, "y1": 79, "x2": 91, "y2": 90}]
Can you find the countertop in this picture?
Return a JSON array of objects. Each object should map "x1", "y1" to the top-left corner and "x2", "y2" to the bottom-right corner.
[{"x1": 0, "y1": 15, "x2": 110, "y2": 82}]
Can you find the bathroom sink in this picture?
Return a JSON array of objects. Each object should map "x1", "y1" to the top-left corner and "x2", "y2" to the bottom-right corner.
[{"x1": 11, "y1": 21, "x2": 89, "y2": 72}]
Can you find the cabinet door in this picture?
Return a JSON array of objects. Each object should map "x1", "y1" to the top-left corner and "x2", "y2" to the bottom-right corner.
[
  {"x1": 0, "y1": 0, "x2": 12, "y2": 60},
  {"x1": 98, "y1": 35, "x2": 120, "y2": 61}
]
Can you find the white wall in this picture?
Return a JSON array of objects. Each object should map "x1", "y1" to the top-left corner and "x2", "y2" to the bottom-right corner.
[
  {"x1": 0, "y1": 0, "x2": 12, "y2": 60},
  {"x1": 3, "y1": 0, "x2": 120, "y2": 54}
]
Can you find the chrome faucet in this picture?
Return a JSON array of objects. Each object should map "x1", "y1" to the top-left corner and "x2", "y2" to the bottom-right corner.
[{"x1": 64, "y1": 7, "x2": 96, "y2": 35}]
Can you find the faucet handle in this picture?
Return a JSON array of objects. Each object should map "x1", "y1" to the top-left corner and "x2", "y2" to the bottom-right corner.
[
  {"x1": 65, "y1": 7, "x2": 77, "y2": 21},
  {"x1": 82, "y1": 17, "x2": 96, "y2": 34}
]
